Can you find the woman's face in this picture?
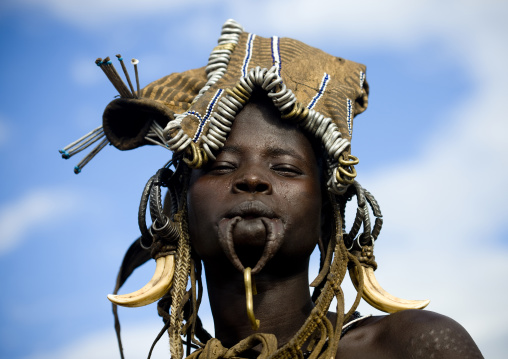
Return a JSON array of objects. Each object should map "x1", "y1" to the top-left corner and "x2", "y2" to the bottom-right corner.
[{"x1": 187, "y1": 96, "x2": 322, "y2": 276}]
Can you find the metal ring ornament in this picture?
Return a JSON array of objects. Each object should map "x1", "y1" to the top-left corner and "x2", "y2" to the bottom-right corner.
[
  {"x1": 345, "y1": 206, "x2": 364, "y2": 249},
  {"x1": 208, "y1": 127, "x2": 227, "y2": 142},
  {"x1": 213, "y1": 111, "x2": 233, "y2": 126},
  {"x1": 339, "y1": 154, "x2": 359, "y2": 166},
  {"x1": 356, "y1": 233, "x2": 374, "y2": 249},
  {"x1": 218, "y1": 102, "x2": 236, "y2": 119},
  {"x1": 202, "y1": 135, "x2": 220, "y2": 151},
  {"x1": 150, "y1": 215, "x2": 179, "y2": 243},
  {"x1": 202, "y1": 143, "x2": 216, "y2": 161},
  {"x1": 226, "y1": 88, "x2": 248, "y2": 104},
  {"x1": 261, "y1": 70, "x2": 279, "y2": 90},
  {"x1": 210, "y1": 115, "x2": 231, "y2": 132},
  {"x1": 222, "y1": 95, "x2": 242, "y2": 111},
  {"x1": 138, "y1": 167, "x2": 177, "y2": 249},
  {"x1": 190, "y1": 20, "x2": 243, "y2": 104},
  {"x1": 342, "y1": 180, "x2": 382, "y2": 252},
  {"x1": 254, "y1": 66, "x2": 268, "y2": 85},
  {"x1": 211, "y1": 43, "x2": 236, "y2": 53},
  {"x1": 339, "y1": 165, "x2": 357, "y2": 179},
  {"x1": 335, "y1": 166, "x2": 356, "y2": 185},
  {"x1": 205, "y1": 62, "x2": 226, "y2": 73},
  {"x1": 183, "y1": 142, "x2": 204, "y2": 168},
  {"x1": 167, "y1": 129, "x2": 189, "y2": 152},
  {"x1": 205, "y1": 132, "x2": 224, "y2": 148},
  {"x1": 239, "y1": 76, "x2": 254, "y2": 93},
  {"x1": 149, "y1": 170, "x2": 166, "y2": 224},
  {"x1": 138, "y1": 174, "x2": 157, "y2": 249},
  {"x1": 315, "y1": 115, "x2": 330, "y2": 138},
  {"x1": 329, "y1": 138, "x2": 350, "y2": 160},
  {"x1": 363, "y1": 189, "x2": 383, "y2": 241}
]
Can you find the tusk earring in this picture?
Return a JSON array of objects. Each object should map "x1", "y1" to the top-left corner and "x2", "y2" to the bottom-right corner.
[
  {"x1": 351, "y1": 266, "x2": 430, "y2": 313},
  {"x1": 108, "y1": 254, "x2": 175, "y2": 307},
  {"x1": 244, "y1": 267, "x2": 260, "y2": 330}
]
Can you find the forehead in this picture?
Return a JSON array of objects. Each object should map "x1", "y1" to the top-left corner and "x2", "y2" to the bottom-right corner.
[{"x1": 222, "y1": 95, "x2": 318, "y2": 162}]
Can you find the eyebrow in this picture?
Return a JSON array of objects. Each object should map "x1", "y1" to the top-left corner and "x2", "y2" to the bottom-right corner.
[
  {"x1": 221, "y1": 145, "x2": 305, "y2": 162},
  {"x1": 220, "y1": 145, "x2": 242, "y2": 155},
  {"x1": 264, "y1": 146, "x2": 305, "y2": 162}
]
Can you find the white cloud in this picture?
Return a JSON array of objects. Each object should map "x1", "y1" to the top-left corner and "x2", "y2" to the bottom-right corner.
[
  {"x1": 14, "y1": 0, "x2": 201, "y2": 29},
  {"x1": 23, "y1": 315, "x2": 216, "y2": 359},
  {"x1": 22, "y1": 322, "x2": 167, "y2": 359},
  {"x1": 0, "y1": 188, "x2": 80, "y2": 255},
  {"x1": 70, "y1": 57, "x2": 103, "y2": 87}
]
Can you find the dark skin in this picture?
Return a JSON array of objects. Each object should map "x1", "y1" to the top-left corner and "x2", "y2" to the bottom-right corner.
[{"x1": 187, "y1": 95, "x2": 483, "y2": 358}]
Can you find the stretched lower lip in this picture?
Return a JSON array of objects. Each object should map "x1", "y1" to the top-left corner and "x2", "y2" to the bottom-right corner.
[
  {"x1": 217, "y1": 216, "x2": 284, "y2": 274},
  {"x1": 233, "y1": 217, "x2": 269, "y2": 246}
]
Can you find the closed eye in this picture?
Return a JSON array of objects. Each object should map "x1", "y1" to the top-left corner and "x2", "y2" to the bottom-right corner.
[
  {"x1": 271, "y1": 164, "x2": 303, "y2": 177},
  {"x1": 208, "y1": 162, "x2": 237, "y2": 175}
]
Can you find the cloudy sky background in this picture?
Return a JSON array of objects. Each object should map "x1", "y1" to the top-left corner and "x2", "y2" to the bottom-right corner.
[{"x1": 0, "y1": 0, "x2": 507, "y2": 358}]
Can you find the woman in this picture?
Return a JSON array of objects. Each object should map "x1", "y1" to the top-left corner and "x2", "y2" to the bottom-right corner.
[{"x1": 60, "y1": 19, "x2": 483, "y2": 358}]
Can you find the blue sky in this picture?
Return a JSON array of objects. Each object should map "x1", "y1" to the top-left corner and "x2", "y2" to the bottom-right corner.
[{"x1": 0, "y1": 1, "x2": 507, "y2": 358}]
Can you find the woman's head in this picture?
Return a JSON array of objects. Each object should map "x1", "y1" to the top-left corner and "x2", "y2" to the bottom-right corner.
[
  {"x1": 187, "y1": 92, "x2": 324, "y2": 277},
  {"x1": 83, "y1": 20, "x2": 403, "y2": 359}
]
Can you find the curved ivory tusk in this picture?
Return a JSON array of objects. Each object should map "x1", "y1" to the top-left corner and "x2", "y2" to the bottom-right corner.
[
  {"x1": 108, "y1": 255, "x2": 175, "y2": 308},
  {"x1": 350, "y1": 266, "x2": 430, "y2": 314}
]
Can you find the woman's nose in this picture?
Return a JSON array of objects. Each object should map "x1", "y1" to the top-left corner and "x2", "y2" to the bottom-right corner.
[{"x1": 232, "y1": 170, "x2": 272, "y2": 194}]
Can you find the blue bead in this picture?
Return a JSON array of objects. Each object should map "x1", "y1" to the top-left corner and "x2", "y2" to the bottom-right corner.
[{"x1": 59, "y1": 149, "x2": 70, "y2": 159}]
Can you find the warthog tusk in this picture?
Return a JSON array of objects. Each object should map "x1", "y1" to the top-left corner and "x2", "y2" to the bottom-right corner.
[
  {"x1": 107, "y1": 255, "x2": 175, "y2": 307},
  {"x1": 351, "y1": 266, "x2": 430, "y2": 313}
]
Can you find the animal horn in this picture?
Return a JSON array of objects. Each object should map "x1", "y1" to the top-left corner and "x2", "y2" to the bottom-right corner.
[
  {"x1": 351, "y1": 265, "x2": 430, "y2": 313},
  {"x1": 108, "y1": 254, "x2": 175, "y2": 307}
]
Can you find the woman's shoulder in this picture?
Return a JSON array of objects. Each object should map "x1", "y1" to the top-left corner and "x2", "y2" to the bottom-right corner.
[{"x1": 336, "y1": 310, "x2": 483, "y2": 359}]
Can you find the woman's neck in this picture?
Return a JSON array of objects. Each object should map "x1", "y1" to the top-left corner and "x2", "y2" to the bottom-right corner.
[{"x1": 204, "y1": 262, "x2": 314, "y2": 349}]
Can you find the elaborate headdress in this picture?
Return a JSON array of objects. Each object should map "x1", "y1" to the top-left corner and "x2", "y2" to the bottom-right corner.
[{"x1": 60, "y1": 19, "x2": 429, "y2": 358}]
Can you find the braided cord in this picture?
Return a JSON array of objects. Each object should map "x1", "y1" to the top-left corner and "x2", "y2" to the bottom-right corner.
[
  {"x1": 169, "y1": 209, "x2": 192, "y2": 358},
  {"x1": 268, "y1": 194, "x2": 357, "y2": 359}
]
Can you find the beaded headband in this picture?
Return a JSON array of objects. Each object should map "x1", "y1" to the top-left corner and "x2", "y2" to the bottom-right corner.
[
  {"x1": 60, "y1": 19, "x2": 368, "y2": 194},
  {"x1": 165, "y1": 20, "x2": 368, "y2": 194}
]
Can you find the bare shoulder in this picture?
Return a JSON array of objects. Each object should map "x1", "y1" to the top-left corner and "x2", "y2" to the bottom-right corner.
[{"x1": 336, "y1": 310, "x2": 483, "y2": 359}]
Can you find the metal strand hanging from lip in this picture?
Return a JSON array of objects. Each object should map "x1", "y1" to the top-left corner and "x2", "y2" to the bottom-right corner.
[{"x1": 244, "y1": 267, "x2": 260, "y2": 330}]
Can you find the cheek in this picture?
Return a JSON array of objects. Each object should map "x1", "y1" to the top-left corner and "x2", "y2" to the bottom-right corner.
[
  {"x1": 186, "y1": 180, "x2": 214, "y2": 257},
  {"x1": 187, "y1": 174, "x2": 218, "y2": 223},
  {"x1": 277, "y1": 178, "x2": 321, "y2": 219},
  {"x1": 186, "y1": 177, "x2": 230, "y2": 260},
  {"x1": 276, "y1": 179, "x2": 322, "y2": 255}
]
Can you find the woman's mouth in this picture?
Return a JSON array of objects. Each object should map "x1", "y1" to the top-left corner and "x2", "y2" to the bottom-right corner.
[
  {"x1": 224, "y1": 200, "x2": 277, "y2": 219},
  {"x1": 218, "y1": 201, "x2": 284, "y2": 274}
]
